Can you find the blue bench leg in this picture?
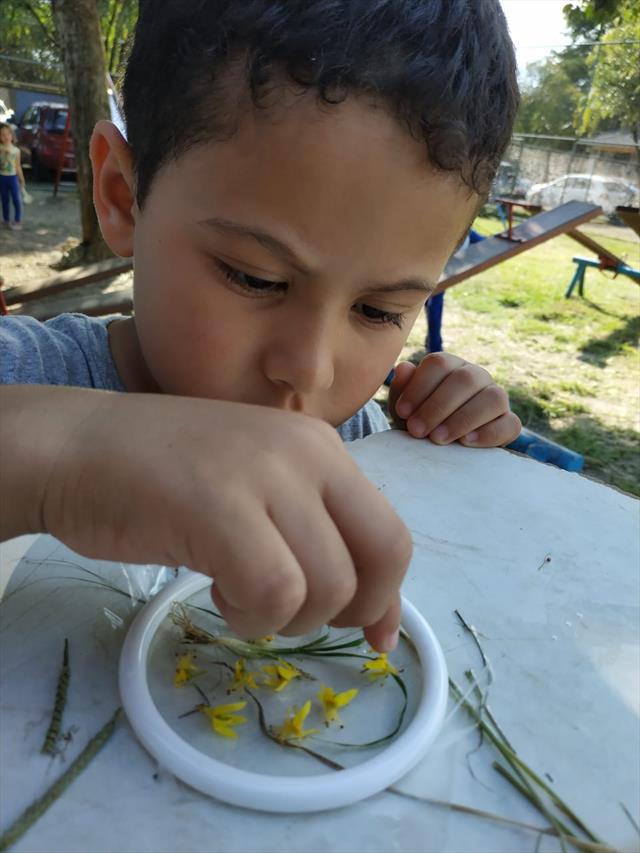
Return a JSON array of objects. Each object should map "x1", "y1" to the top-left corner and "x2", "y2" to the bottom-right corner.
[
  {"x1": 565, "y1": 264, "x2": 586, "y2": 298},
  {"x1": 425, "y1": 293, "x2": 444, "y2": 352}
]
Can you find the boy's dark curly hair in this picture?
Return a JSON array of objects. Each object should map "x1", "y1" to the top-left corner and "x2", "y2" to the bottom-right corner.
[{"x1": 123, "y1": 0, "x2": 519, "y2": 207}]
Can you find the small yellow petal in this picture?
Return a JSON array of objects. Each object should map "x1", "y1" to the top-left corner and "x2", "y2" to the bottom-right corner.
[
  {"x1": 335, "y1": 687, "x2": 359, "y2": 707},
  {"x1": 362, "y1": 653, "x2": 398, "y2": 680},
  {"x1": 174, "y1": 652, "x2": 201, "y2": 687},
  {"x1": 262, "y1": 660, "x2": 300, "y2": 691},
  {"x1": 213, "y1": 720, "x2": 239, "y2": 739},
  {"x1": 275, "y1": 700, "x2": 319, "y2": 742},
  {"x1": 214, "y1": 701, "x2": 247, "y2": 714},
  {"x1": 198, "y1": 701, "x2": 247, "y2": 738},
  {"x1": 294, "y1": 699, "x2": 312, "y2": 726}
]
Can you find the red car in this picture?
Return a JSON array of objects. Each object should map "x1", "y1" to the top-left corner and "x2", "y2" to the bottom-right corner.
[{"x1": 15, "y1": 102, "x2": 76, "y2": 180}]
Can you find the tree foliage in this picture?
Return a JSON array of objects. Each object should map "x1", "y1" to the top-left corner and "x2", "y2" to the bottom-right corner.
[
  {"x1": 514, "y1": 0, "x2": 639, "y2": 139},
  {"x1": 516, "y1": 50, "x2": 589, "y2": 135},
  {"x1": 578, "y1": 1, "x2": 640, "y2": 142},
  {"x1": 0, "y1": 1, "x2": 63, "y2": 89},
  {"x1": 0, "y1": 0, "x2": 137, "y2": 86},
  {"x1": 562, "y1": 0, "x2": 622, "y2": 40}
]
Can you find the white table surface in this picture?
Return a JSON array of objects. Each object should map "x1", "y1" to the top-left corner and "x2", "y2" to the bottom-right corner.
[{"x1": 0, "y1": 430, "x2": 638, "y2": 853}]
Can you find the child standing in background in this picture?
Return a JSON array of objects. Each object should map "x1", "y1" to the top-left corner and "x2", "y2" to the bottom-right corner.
[{"x1": 0, "y1": 122, "x2": 25, "y2": 231}]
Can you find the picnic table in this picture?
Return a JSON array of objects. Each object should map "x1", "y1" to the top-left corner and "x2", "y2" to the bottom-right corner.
[
  {"x1": 494, "y1": 196, "x2": 543, "y2": 241},
  {"x1": 1, "y1": 430, "x2": 638, "y2": 852}
]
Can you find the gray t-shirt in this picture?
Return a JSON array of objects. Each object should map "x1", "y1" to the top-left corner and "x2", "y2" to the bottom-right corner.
[{"x1": 0, "y1": 314, "x2": 390, "y2": 441}]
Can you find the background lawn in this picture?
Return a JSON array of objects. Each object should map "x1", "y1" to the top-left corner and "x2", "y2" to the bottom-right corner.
[{"x1": 377, "y1": 213, "x2": 640, "y2": 496}]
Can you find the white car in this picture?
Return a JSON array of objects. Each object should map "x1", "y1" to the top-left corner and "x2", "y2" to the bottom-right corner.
[
  {"x1": 526, "y1": 173, "x2": 639, "y2": 216},
  {"x1": 0, "y1": 99, "x2": 15, "y2": 124}
]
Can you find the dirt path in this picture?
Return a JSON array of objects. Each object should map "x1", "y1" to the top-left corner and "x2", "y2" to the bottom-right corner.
[
  {"x1": 0, "y1": 180, "x2": 133, "y2": 312},
  {"x1": 0, "y1": 182, "x2": 81, "y2": 286}
]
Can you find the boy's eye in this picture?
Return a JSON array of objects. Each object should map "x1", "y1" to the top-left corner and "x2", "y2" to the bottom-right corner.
[
  {"x1": 354, "y1": 302, "x2": 405, "y2": 328},
  {"x1": 215, "y1": 259, "x2": 286, "y2": 293}
]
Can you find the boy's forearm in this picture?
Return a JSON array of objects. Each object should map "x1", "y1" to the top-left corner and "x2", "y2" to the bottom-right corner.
[{"x1": 0, "y1": 385, "x2": 104, "y2": 541}]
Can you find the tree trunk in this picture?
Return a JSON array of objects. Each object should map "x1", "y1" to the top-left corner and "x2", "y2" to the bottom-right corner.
[{"x1": 52, "y1": 0, "x2": 113, "y2": 265}]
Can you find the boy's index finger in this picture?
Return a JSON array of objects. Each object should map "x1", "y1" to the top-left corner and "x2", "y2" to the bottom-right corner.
[
  {"x1": 323, "y1": 466, "x2": 412, "y2": 627},
  {"x1": 362, "y1": 596, "x2": 402, "y2": 653}
]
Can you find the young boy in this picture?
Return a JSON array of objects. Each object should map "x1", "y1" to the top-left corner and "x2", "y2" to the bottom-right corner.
[{"x1": 0, "y1": 0, "x2": 520, "y2": 652}]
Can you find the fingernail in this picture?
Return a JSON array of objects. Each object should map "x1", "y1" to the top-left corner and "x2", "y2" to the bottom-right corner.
[
  {"x1": 379, "y1": 628, "x2": 399, "y2": 653},
  {"x1": 464, "y1": 430, "x2": 479, "y2": 443},
  {"x1": 431, "y1": 425, "x2": 449, "y2": 443},
  {"x1": 396, "y1": 400, "x2": 411, "y2": 418},
  {"x1": 408, "y1": 417, "x2": 427, "y2": 438}
]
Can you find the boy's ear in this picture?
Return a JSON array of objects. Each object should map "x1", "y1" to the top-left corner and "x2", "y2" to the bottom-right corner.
[{"x1": 90, "y1": 120, "x2": 136, "y2": 258}]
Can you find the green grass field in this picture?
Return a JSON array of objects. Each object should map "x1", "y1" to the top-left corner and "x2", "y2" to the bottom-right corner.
[{"x1": 378, "y1": 214, "x2": 640, "y2": 496}]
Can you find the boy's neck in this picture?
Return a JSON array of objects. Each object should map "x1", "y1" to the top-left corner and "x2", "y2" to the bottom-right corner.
[{"x1": 108, "y1": 316, "x2": 161, "y2": 393}]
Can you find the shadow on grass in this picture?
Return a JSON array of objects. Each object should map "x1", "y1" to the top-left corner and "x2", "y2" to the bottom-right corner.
[
  {"x1": 579, "y1": 315, "x2": 640, "y2": 367},
  {"x1": 579, "y1": 296, "x2": 630, "y2": 320},
  {"x1": 507, "y1": 385, "x2": 639, "y2": 496}
]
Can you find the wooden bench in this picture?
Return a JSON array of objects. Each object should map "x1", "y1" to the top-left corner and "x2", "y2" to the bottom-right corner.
[
  {"x1": 11, "y1": 288, "x2": 133, "y2": 321},
  {"x1": 566, "y1": 255, "x2": 640, "y2": 298},
  {"x1": 436, "y1": 200, "x2": 602, "y2": 294},
  {"x1": 3, "y1": 258, "x2": 132, "y2": 307},
  {"x1": 615, "y1": 205, "x2": 640, "y2": 238},
  {"x1": 2, "y1": 257, "x2": 133, "y2": 321},
  {"x1": 493, "y1": 196, "x2": 542, "y2": 240}
]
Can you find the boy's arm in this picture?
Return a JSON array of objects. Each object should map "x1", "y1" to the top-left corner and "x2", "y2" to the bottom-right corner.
[
  {"x1": 0, "y1": 385, "x2": 93, "y2": 539},
  {"x1": 1, "y1": 385, "x2": 43, "y2": 538},
  {"x1": 0, "y1": 384, "x2": 411, "y2": 651},
  {"x1": 388, "y1": 354, "x2": 521, "y2": 447}
]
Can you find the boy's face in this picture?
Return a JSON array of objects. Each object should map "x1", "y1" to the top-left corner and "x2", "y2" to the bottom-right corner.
[{"x1": 103, "y1": 93, "x2": 478, "y2": 426}]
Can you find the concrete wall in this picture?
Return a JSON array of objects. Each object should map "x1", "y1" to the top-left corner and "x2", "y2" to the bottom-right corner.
[{"x1": 506, "y1": 140, "x2": 639, "y2": 187}]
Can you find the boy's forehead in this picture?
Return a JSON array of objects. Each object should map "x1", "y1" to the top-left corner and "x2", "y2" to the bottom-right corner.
[{"x1": 154, "y1": 93, "x2": 478, "y2": 276}]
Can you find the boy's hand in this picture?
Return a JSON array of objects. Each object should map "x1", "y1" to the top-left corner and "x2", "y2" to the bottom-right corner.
[
  {"x1": 388, "y1": 354, "x2": 520, "y2": 447},
  {"x1": 3, "y1": 386, "x2": 410, "y2": 652}
]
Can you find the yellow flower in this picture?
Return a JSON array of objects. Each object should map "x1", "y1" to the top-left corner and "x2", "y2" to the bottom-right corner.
[
  {"x1": 198, "y1": 701, "x2": 248, "y2": 739},
  {"x1": 317, "y1": 685, "x2": 358, "y2": 725},
  {"x1": 262, "y1": 659, "x2": 301, "y2": 691},
  {"x1": 275, "y1": 700, "x2": 319, "y2": 743},
  {"x1": 174, "y1": 652, "x2": 202, "y2": 687},
  {"x1": 229, "y1": 658, "x2": 258, "y2": 692},
  {"x1": 361, "y1": 653, "x2": 399, "y2": 681}
]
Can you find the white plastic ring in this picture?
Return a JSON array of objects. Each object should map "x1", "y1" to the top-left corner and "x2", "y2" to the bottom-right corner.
[{"x1": 119, "y1": 572, "x2": 448, "y2": 813}]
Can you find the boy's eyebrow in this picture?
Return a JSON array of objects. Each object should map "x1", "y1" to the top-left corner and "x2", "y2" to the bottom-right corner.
[
  {"x1": 368, "y1": 279, "x2": 436, "y2": 295},
  {"x1": 199, "y1": 216, "x2": 436, "y2": 293},
  {"x1": 198, "y1": 217, "x2": 311, "y2": 273}
]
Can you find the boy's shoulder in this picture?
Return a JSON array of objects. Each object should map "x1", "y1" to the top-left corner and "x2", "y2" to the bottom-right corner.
[{"x1": 0, "y1": 312, "x2": 126, "y2": 391}]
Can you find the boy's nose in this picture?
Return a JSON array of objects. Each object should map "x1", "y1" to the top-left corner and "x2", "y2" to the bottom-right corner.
[{"x1": 262, "y1": 319, "x2": 335, "y2": 395}]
